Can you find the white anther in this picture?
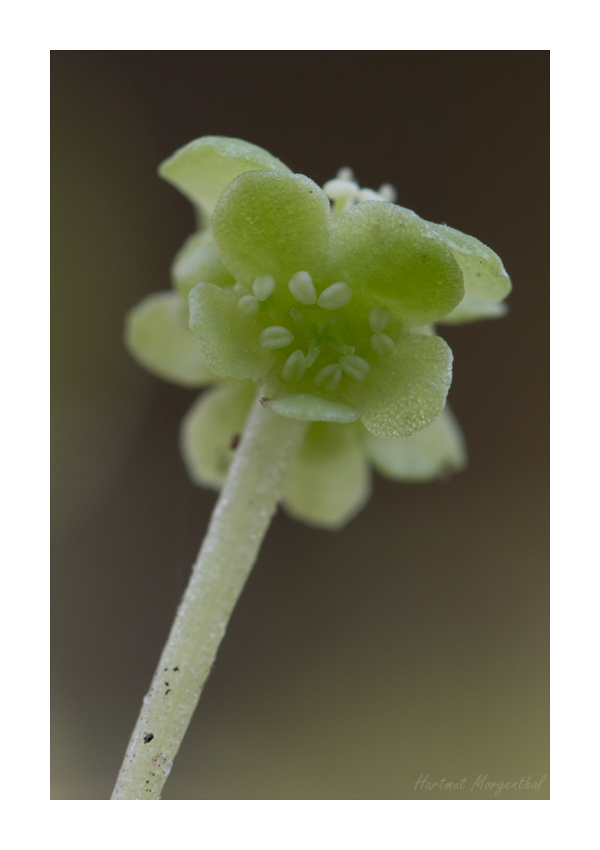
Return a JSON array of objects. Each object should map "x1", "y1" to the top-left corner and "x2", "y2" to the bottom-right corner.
[
  {"x1": 323, "y1": 178, "x2": 360, "y2": 201},
  {"x1": 371, "y1": 332, "x2": 395, "y2": 356},
  {"x1": 252, "y1": 274, "x2": 276, "y2": 301},
  {"x1": 315, "y1": 364, "x2": 342, "y2": 393},
  {"x1": 317, "y1": 282, "x2": 352, "y2": 310},
  {"x1": 358, "y1": 188, "x2": 386, "y2": 202},
  {"x1": 233, "y1": 282, "x2": 243, "y2": 294},
  {"x1": 288, "y1": 271, "x2": 317, "y2": 305},
  {"x1": 282, "y1": 350, "x2": 307, "y2": 382},
  {"x1": 260, "y1": 326, "x2": 294, "y2": 350},
  {"x1": 238, "y1": 295, "x2": 259, "y2": 316},
  {"x1": 369, "y1": 306, "x2": 391, "y2": 333},
  {"x1": 340, "y1": 355, "x2": 371, "y2": 381},
  {"x1": 378, "y1": 183, "x2": 397, "y2": 203},
  {"x1": 336, "y1": 167, "x2": 354, "y2": 181}
]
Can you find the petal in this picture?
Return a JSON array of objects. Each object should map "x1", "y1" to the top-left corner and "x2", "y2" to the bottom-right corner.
[
  {"x1": 348, "y1": 333, "x2": 453, "y2": 438},
  {"x1": 212, "y1": 170, "x2": 331, "y2": 283},
  {"x1": 363, "y1": 406, "x2": 467, "y2": 481},
  {"x1": 159, "y1": 136, "x2": 290, "y2": 213},
  {"x1": 171, "y1": 230, "x2": 235, "y2": 300},
  {"x1": 429, "y1": 223, "x2": 512, "y2": 324},
  {"x1": 180, "y1": 382, "x2": 255, "y2": 489},
  {"x1": 440, "y1": 298, "x2": 508, "y2": 325},
  {"x1": 124, "y1": 291, "x2": 215, "y2": 387},
  {"x1": 283, "y1": 423, "x2": 371, "y2": 529},
  {"x1": 328, "y1": 202, "x2": 464, "y2": 328},
  {"x1": 188, "y1": 282, "x2": 275, "y2": 379}
]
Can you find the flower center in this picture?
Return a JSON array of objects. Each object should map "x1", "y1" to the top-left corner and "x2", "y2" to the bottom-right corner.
[{"x1": 235, "y1": 270, "x2": 397, "y2": 398}]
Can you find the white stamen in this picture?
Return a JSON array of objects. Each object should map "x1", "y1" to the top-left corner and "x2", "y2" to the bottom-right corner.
[
  {"x1": 304, "y1": 339, "x2": 322, "y2": 368},
  {"x1": 288, "y1": 271, "x2": 317, "y2": 305},
  {"x1": 260, "y1": 326, "x2": 294, "y2": 350},
  {"x1": 238, "y1": 295, "x2": 259, "y2": 316},
  {"x1": 369, "y1": 306, "x2": 391, "y2": 333},
  {"x1": 336, "y1": 167, "x2": 354, "y2": 181},
  {"x1": 323, "y1": 178, "x2": 360, "y2": 201},
  {"x1": 282, "y1": 350, "x2": 307, "y2": 382},
  {"x1": 252, "y1": 274, "x2": 276, "y2": 301},
  {"x1": 378, "y1": 183, "x2": 397, "y2": 203},
  {"x1": 358, "y1": 188, "x2": 386, "y2": 202},
  {"x1": 340, "y1": 355, "x2": 370, "y2": 381},
  {"x1": 371, "y1": 332, "x2": 395, "y2": 356},
  {"x1": 315, "y1": 364, "x2": 342, "y2": 393},
  {"x1": 233, "y1": 282, "x2": 243, "y2": 294},
  {"x1": 317, "y1": 282, "x2": 352, "y2": 310}
]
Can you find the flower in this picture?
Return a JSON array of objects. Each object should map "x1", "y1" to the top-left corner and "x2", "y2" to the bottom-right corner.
[{"x1": 125, "y1": 137, "x2": 510, "y2": 528}]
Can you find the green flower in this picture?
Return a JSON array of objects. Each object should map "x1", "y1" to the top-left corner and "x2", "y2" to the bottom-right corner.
[{"x1": 125, "y1": 137, "x2": 510, "y2": 528}]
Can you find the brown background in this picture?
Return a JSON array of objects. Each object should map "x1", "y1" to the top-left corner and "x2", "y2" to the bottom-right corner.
[{"x1": 51, "y1": 51, "x2": 549, "y2": 799}]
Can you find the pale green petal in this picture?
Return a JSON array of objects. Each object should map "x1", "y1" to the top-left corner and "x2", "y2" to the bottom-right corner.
[
  {"x1": 212, "y1": 171, "x2": 331, "y2": 283},
  {"x1": 328, "y1": 202, "x2": 464, "y2": 328},
  {"x1": 125, "y1": 291, "x2": 215, "y2": 387},
  {"x1": 180, "y1": 382, "x2": 256, "y2": 489},
  {"x1": 172, "y1": 230, "x2": 235, "y2": 300},
  {"x1": 283, "y1": 422, "x2": 371, "y2": 529},
  {"x1": 440, "y1": 298, "x2": 508, "y2": 325},
  {"x1": 429, "y1": 223, "x2": 512, "y2": 324},
  {"x1": 348, "y1": 333, "x2": 453, "y2": 438},
  {"x1": 159, "y1": 136, "x2": 290, "y2": 213},
  {"x1": 363, "y1": 406, "x2": 467, "y2": 481},
  {"x1": 188, "y1": 282, "x2": 274, "y2": 379}
]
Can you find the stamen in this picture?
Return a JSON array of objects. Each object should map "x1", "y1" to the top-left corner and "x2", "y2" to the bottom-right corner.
[
  {"x1": 369, "y1": 306, "x2": 391, "y2": 333},
  {"x1": 336, "y1": 167, "x2": 354, "y2": 181},
  {"x1": 340, "y1": 355, "x2": 370, "y2": 381},
  {"x1": 260, "y1": 326, "x2": 294, "y2": 350},
  {"x1": 238, "y1": 295, "x2": 259, "y2": 316},
  {"x1": 290, "y1": 307, "x2": 314, "y2": 335},
  {"x1": 304, "y1": 339, "x2": 322, "y2": 368},
  {"x1": 358, "y1": 188, "x2": 386, "y2": 202},
  {"x1": 233, "y1": 282, "x2": 243, "y2": 294},
  {"x1": 378, "y1": 183, "x2": 397, "y2": 203},
  {"x1": 371, "y1": 332, "x2": 395, "y2": 356},
  {"x1": 282, "y1": 350, "x2": 307, "y2": 382},
  {"x1": 252, "y1": 274, "x2": 276, "y2": 301},
  {"x1": 288, "y1": 271, "x2": 317, "y2": 304},
  {"x1": 315, "y1": 364, "x2": 342, "y2": 393},
  {"x1": 318, "y1": 282, "x2": 352, "y2": 310},
  {"x1": 323, "y1": 178, "x2": 360, "y2": 201}
]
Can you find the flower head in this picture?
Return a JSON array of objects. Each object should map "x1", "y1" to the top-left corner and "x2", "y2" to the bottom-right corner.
[{"x1": 126, "y1": 137, "x2": 510, "y2": 528}]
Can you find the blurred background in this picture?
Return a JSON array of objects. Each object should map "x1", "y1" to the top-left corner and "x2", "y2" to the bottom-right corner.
[{"x1": 51, "y1": 51, "x2": 548, "y2": 800}]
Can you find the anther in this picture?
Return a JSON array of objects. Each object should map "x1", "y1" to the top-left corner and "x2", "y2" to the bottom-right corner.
[
  {"x1": 252, "y1": 274, "x2": 276, "y2": 301},
  {"x1": 336, "y1": 167, "x2": 354, "y2": 181},
  {"x1": 358, "y1": 188, "x2": 386, "y2": 202},
  {"x1": 282, "y1": 350, "x2": 307, "y2": 382},
  {"x1": 238, "y1": 295, "x2": 259, "y2": 316},
  {"x1": 378, "y1": 183, "x2": 397, "y2": 203},
  {"x1": 315, "y1": 364, "x2": 342, "y2": 393},
  {"x1": 260, "y1": 326, "x2": 294, "y2": 350},
  {"x1": 371, "y1": 332, "x2": 395, "y2": 356},
  {"x1": 369, "y1": 306, "x2": 391, "y2": 333},
  {"x1": 323, "y1": 179, "x2": 360, "y2": 201},
  {"x1": 340, "y1": 355, "x2": 370, "y2": 381},
  {"x1": 288, "y1": 271, "x2": 317, "y2": 305},
  {"x1": 317, "y1": 282, "x2": 352, "y2": 310}
]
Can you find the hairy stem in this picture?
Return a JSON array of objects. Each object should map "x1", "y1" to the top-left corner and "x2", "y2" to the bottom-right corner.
[{"x1": 111, "y1": 396, "x2": 308, "y2": 800}]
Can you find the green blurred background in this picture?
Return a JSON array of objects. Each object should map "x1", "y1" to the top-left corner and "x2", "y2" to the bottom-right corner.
[{"x1": 51, "y1": 51, "x2": 549, "y2": 800}]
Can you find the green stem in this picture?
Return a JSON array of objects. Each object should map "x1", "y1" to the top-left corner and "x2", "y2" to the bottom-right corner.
[{"x1": 111, "y1": 396, "x2": 308, "y2": 800}]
